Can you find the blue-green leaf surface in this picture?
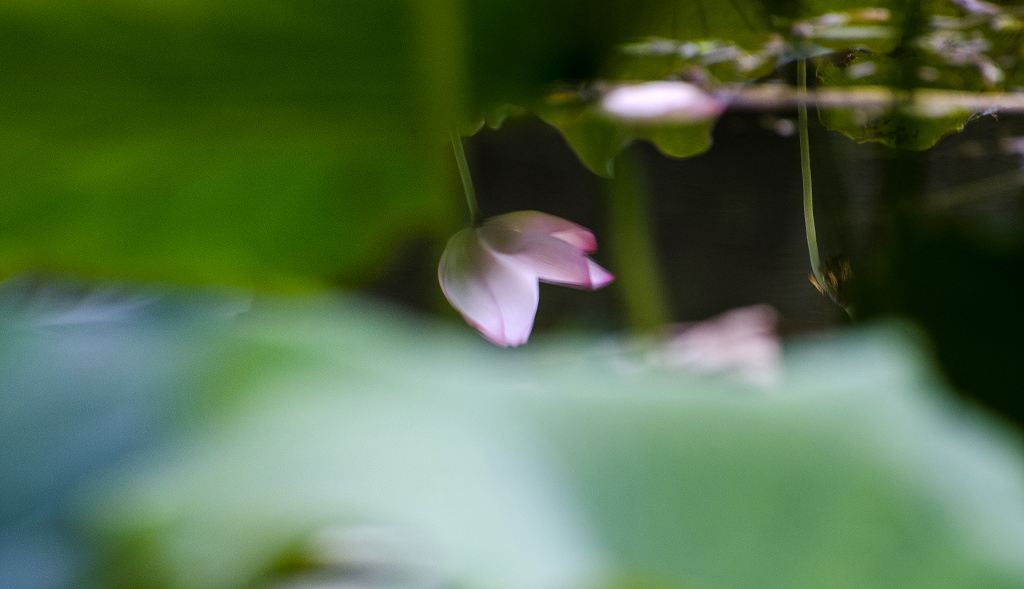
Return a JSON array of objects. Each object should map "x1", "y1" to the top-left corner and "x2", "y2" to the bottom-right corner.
[{"x1": 83, "y1": 296, "x2": 1024, "y2": 589}]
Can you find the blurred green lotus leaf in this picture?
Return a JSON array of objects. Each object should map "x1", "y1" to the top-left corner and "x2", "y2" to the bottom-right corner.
[
  {"x1": 0, "y1": 0, "x2": 463, "y2": 288},
  {"x1": 539, "y1": 101, "x2": 716, "y2": 177},
  {"x1": 0, "y1": 0, "x2": 659, "y2": 287},
  {"x1": 818, "y1": 104, "x2": 975, "y2": 150},
  {"x1": 85, "y1": 298, "x2": 1024, "y2": 589},
  {"x1": 815, "y1": 57, "x2": 977, "y2": 150}
]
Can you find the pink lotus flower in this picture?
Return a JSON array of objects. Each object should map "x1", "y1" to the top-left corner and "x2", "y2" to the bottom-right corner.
[{"x1": 439, "y1": 211, "x2": 614, "y2": 347}]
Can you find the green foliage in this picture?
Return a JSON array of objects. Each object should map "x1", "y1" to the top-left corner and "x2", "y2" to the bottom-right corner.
[
  {"x1": 0, "y1": 0, "x2": 1018, "y2": 285},
  {"x1": 85, "y1": 298, "x2": 1024, "y2": 589},
  {"x1": 816, "y1": 57, "x2": 975, "y2": 150},
  {"x1": 807, "y1": 0, "x2": 1024, "y2": 152},
  {"x1": 647, "y1": 0, "x2": 772, "y2": 50},
  {"x1": 0, "y1": 0, "x2": 661, "y2": 286},
  {"x1": 618, "y1": 0, "x2": 914, "y2": 53},
  {"x1": 540, "y1": 101, "x2": 715, "y2": 177},
  {"x1": 818, "y1": 105, "x2": 975, "y2": 150},
  {"x1": 462, "y1": 0, "x2": 661, "y2": 111},
  {"x1": 605, "y1": 148, "x2": 672, "y2": 330},
  {"x1": 0, "y1": 0, "x2": 458, "y2": 287}
]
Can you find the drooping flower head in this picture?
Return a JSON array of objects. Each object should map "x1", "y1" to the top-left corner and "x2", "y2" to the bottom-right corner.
[{"x1": 439, "y1": 211, "x2": 614, "y2": 347}]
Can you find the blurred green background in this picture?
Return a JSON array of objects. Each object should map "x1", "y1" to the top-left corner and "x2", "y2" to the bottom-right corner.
[{"x1": 2, "y1": 0, "x2": 1024, "y2": 588}]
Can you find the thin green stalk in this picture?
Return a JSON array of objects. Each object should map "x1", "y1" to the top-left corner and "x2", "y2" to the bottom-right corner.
[
  {"x1": 798, "y1": 59, "x2": 826, "y2": 294},
  {"x1": 607, "y1": 148, "x2": 671, "y2": 332},
  {"x1": 450, "y1": 133, "x2": 481, "y2": 225}
]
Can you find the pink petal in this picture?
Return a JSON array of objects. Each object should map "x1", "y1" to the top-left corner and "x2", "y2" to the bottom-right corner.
[
  {"x1": 479, "y1": 224, "x2": 613, "y2": 290},
  {"x1": 491, "y1": 211, "x2": 597, "y2": 252},
  {"x1": 656, "y1": 305, "x2": 781, "y2": 386},
  {"x1": 602, "y1": 81, "x2": 724, "y2": 121},
  {"x1": 439, "y1": 228, "x2": 539, "y2": 347},
  {"x1": 480, "y1": 255, "x2": 540, "y2": 347},
  {"x1": 586, "y1": 258, "x2": 615, "y2": 289}
]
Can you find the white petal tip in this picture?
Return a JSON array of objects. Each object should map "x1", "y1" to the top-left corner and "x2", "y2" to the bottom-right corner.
[
  {"x1": 465, "y1": 317, "x2": 520, "y2": 347},
  {"x1": 479, "y1": 327, "x2": 529, "y2": 348},
  {"x1": 587, "y1": 260, "x2": 615, "y2": 290},
  {"x1": 504, "y1": 336, "x2": 528, "y2": 348},
  {"x1": 486, "y1": 335, "x2": 515, "y2": 347}
]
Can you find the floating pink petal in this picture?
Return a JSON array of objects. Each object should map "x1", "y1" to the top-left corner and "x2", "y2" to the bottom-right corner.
[
  {"x1": 602, "y1": 81, "x2": 724, "y2": 121},
  {"x1": 651, "y1": 305, "x2": 782, "y2": 386},
  {"x1": 439, "y1": 211, "x2": 614, "y2": 347}
]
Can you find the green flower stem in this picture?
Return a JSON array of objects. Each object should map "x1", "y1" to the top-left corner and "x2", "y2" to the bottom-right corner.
[
  {"x1": 798, "y1": 59, "x2": 827, "y2": 295},
  {"x1": 607, "y1": 148, "x2": 671, "y2": 332},
  {"x1": 450, "y1": 133, "x2": 481, "y2": 226}
]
